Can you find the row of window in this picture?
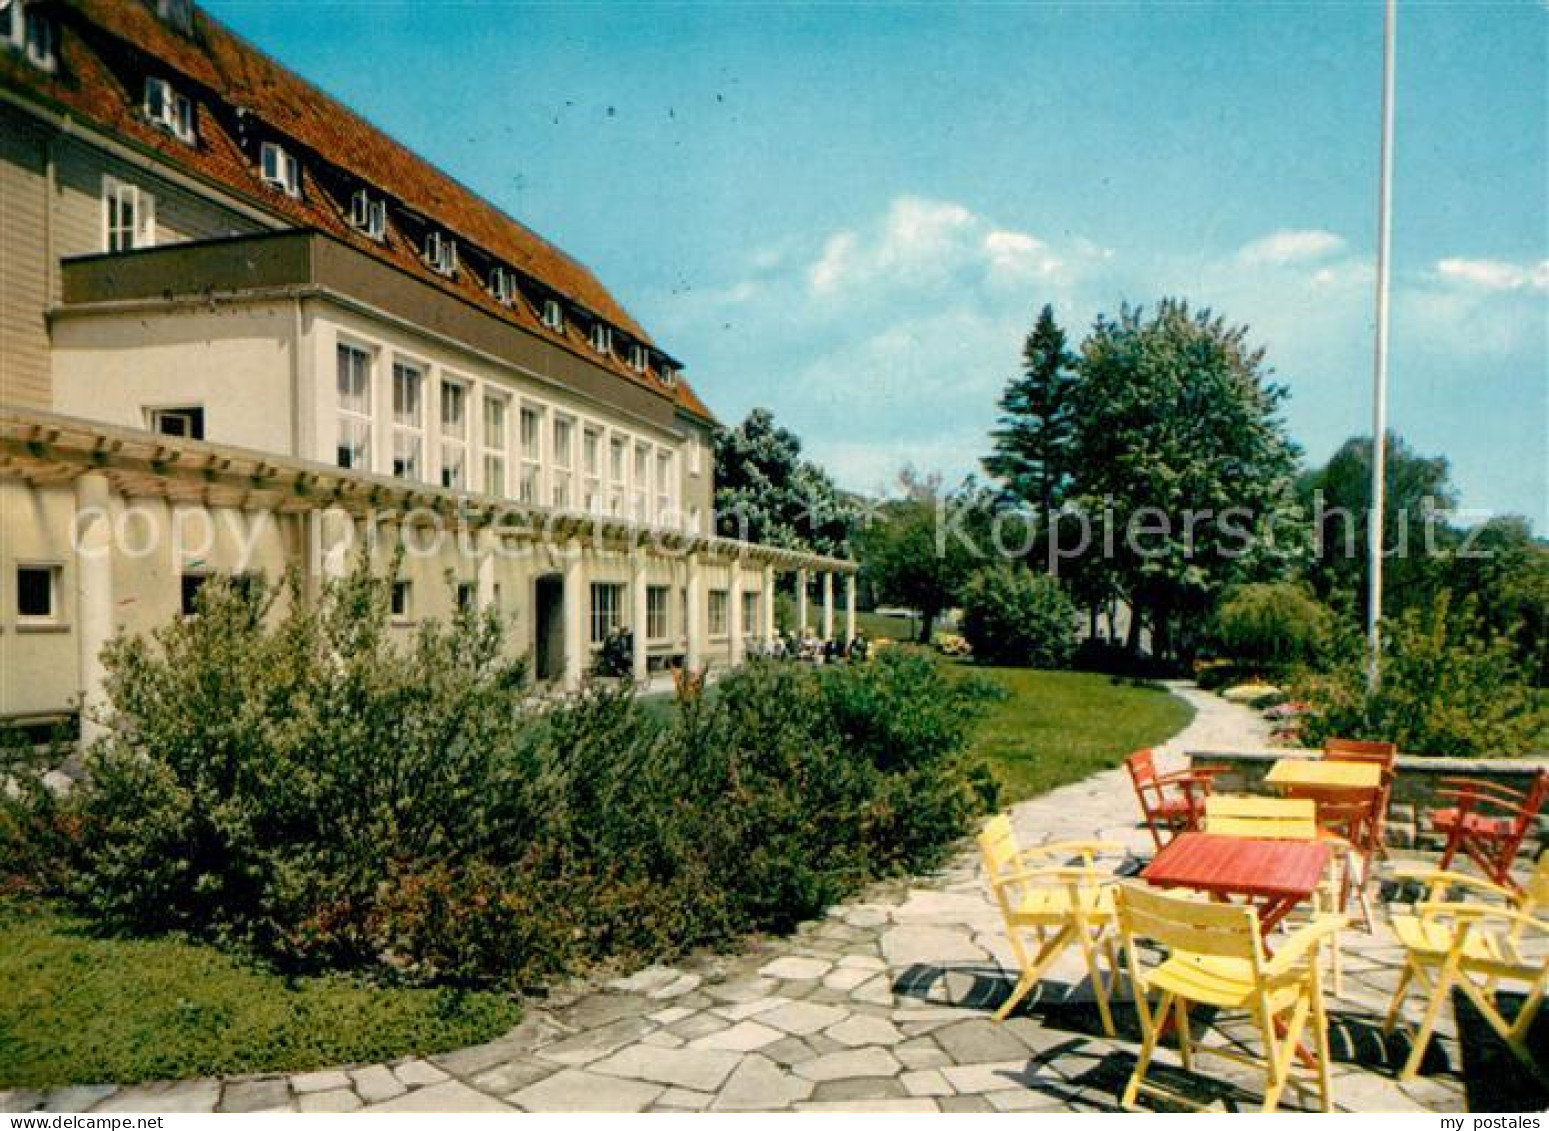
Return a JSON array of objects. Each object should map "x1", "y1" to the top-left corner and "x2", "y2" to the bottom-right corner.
[
  {"x1": 588, "y1": 583, "x2": 761, "y2": 644},
  {"x1": 11, "y1": 564, "x2": 762, "y2": 648},
  {"x1": 336, "y1": 341, "x2": 693, "y2": 525}
]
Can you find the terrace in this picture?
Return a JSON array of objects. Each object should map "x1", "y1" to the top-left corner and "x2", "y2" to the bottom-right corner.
[{"x1": 13, "y1": 686, "x2": 1543, "y2": 1114}]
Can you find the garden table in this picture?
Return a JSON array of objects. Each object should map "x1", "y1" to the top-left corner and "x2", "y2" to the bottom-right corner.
[
  {"x1": 1265, "y1": 758, "x2": 1382, "y2": 798},
  {"x1": 1140, "y1": 831, "x2": 1330, "y2": 936}
]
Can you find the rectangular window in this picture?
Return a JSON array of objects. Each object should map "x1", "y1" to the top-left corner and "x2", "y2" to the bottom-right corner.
[
  {"x1": 518, "y1": 405, "x2": 542, "y2": 504},
  {"x1": 647, "y1": 585, "x2": 669, "y2": 641},
  {"x1": 391, "y1": 361, "x2": 424, "y2": 481},
  {"x1": 629, "y1": 344, "x2": 649, "y2": 373},
  {"x1": 425, "y1": 231, "x2": 458, "y2": 276},
  {"x1": 743, "y1": 592, "x2": 760, "y2": 639},
  {"x1": 350, "y1": 189, "x2": 387, "y2": 240},
  {"x1": 590, "y1": 323, "x2": 612, "y2": 354},
  {"x1": 179, "y1": 571, "x2": 209, "y2": 618},
  {"x1": 481, "y1": 393, "x2": 507, "y2": 497},
  {"x1": 16, "y1": 565, "x2": 60, "y2": 622},
  {"x1": 632, "y1": 443, "x2": 650, "y2": 521},
  {"x1": 660, "y1": 364, "x2": 678, "y2": 389},
  {"x1": 688, "y1": 437, "x2": 702, "y2": 477},
  {"x1": 542, "y1": 299, "x2": 564, "y2": 331},
  {"x1": 551, "y1": 416, "x2": 574, "y2": 508},
  {"x1": 390, "y1": 580, "x2": 412, "y2": 622},
  {"x1": 708, "y1": 589, "x2": 729, "y2": 637},
  {"x1": 656, "y1": 450, "x2": 673, "y2": 520},
  {"x1": 456, "y1": 581, "x2": 477, "y2": 612},
  {"x1": 582, "y1": 426, "x2": 602, "y2": 511},
  {"x1": 103, "y1": 176, "x2": 156, "y2": 252},
  {"x1": 148, "y1": 406, "x2": 204, "y2": 440},
  {"x1": 590, "y1": 582, "x2": 622, "y2": 644},
  {"x1": 439, "y1": 379, "x2": 468, "y2": 488},
  {"x1": 23, "y1": 6, "x2": 55, "y2": 72},
  {"x1": 259, "y1": 141, "x2": 300, "y2": 197},
  {"x1": 144, "y1": 77, "x2": 195, "y2": 143},
  {"x1": 335, "y1": 343, "x2": 372, "y2": 470},
  {"x1": 489, "y1": 266, "x2": 516, "y2": 304},
  {"x1": 610, "y1": 436, "x2": 626, "y2": 485}
]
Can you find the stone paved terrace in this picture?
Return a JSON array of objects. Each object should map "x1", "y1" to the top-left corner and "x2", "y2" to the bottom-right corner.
[{"x1": 2, "y1": 685, "x2": 1536, "y2": 1114}]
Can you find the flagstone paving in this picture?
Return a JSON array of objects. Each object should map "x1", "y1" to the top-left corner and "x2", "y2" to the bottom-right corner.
[{"x1": 1, "y1": 684, "x2": 1491, "y2": 1113}]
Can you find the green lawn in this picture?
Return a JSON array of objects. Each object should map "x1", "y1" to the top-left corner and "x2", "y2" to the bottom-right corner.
[
  {"x1": 0, "y1": 903, "x2": 521, "y2": 1090},
  {"x1": 963, "y1": 667, "x2": 1195, "y2": 803}
]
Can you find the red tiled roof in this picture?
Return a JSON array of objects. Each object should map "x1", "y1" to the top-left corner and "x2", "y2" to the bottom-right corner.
[{"x1": 3, "y1": 0, "x2": 716, "y2": 423}]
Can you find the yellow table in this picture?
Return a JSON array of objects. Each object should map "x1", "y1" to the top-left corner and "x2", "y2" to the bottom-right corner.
[{"x1": 1265, "y1": 758, "x2": 1382, "y2": 794}]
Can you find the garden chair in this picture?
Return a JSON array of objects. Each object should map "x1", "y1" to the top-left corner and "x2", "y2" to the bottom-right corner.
[
  {"x1": 1126, "y1": 749, "x2": 1219, "y2": 849},
  {"x1": 1383, "y1": 854, "x2": 1549, "y2": 1082},
  {"x1": 1430, "y1": 769, "x2": 1549, "y2": 891},
  {"x1": 1201, "y1": 795, "x2": 1353, "y2": 993},
  {"x1": 976, "y1": 813, "x2": 1124, "y2": 1034},
  {"x1": 1324, "y1": 738, "x2": 1397, "y2": 856},
  {"x1": 1115, "y1": 882, "x2": 1343, "y2": 1112}
]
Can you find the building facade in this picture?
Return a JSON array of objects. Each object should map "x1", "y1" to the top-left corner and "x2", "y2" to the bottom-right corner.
[{"x1": 0, "y1": 0, "x2": 855, "y2": 730}]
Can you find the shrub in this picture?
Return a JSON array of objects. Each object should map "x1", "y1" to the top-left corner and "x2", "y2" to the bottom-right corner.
[
  {"x1": 3, "y1": 560, "x2": 994, "y2": 989},
  {"x1": 960, "y1": 566, "x2": 1077, "y2": 668},
  {"x1": 1210, "y1": 583, "x2": 1333, "y2": 670},
  {"x1": 1294, "y1": 591, "x2": 1547, "y2": 757}
]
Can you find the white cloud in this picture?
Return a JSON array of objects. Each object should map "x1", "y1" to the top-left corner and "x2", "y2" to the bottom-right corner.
[
  {"x1": 1237, "y1": 229, "x2": 1347, "y2": 266},
  {"x1": 1434, "y1": 256, "x2": 1549, "y2": 292}
]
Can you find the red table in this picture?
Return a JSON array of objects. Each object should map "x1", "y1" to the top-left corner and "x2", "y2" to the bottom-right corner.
[{"x1": 1141, "y1": 831, "x2": 1330, "y2": 935}]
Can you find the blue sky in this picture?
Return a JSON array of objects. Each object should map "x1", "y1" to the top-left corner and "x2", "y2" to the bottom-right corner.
[{"x1": 206, "y1": 1, "x2": 1547, "y2": 526}]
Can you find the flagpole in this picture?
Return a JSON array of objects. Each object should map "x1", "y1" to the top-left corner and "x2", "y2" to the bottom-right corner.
[{"x1": 1367, "y1": 0, "x2": 1397, "y2": 690}]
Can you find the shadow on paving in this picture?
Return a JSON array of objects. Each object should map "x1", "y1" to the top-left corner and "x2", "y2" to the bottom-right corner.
[{"x1": 1454, "y1": 990, "x2": 1549, "y2": 1112}]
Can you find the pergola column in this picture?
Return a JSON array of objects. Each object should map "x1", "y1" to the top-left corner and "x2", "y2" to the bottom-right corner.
[
  {"x1": 797, "y1": 568, "x2": 809, "y2": 636},
  {"x1": 476, "y1": 527, "x2": 497, "y2": 610},
  {"x1": 562, "y1": 540, "x2": 585, "y2": 690},
  {"x1": 821, "y1": 570, "x2": 834, "y2": 642},
  {"x1": 762, "y1": 563, "x2": 776, "y2": 642},
  {"x1": 75, "y1": 473, "x2": 113, "y2": 744},
  {"x1": 630, "y1": 552, "x2": 649, "y2": 683},
  {"x1": 729, "y1": 560, "x2": 745, "y2": 666},
  {"x1": 845, "y1": 572, "x2": 857, "y2": 644},
  {"x1": 685, "y1": 553, "x2": 704, "y2": 672}
]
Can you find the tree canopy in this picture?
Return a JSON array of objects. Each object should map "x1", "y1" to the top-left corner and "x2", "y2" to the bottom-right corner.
[{"x1": 712, "y1": 408, "x2": 856, "y2": 557}]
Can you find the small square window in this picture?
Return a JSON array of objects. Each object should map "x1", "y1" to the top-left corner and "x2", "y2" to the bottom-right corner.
[
  {"x1": 148, "y1": 406, "x2": 204, "y2": 440},
  {"x1": 260, "y1": 141, "x2": 300, "y2": 197},
  {"x1": 17, "y1": 565, "x2": 59, "y2": 621},
  {"x1": 542, "y1": 299, "x2": 564, "y2": 331},
  {"x1": 350, "y1": 189, "x2": 387, "y2": 240}
]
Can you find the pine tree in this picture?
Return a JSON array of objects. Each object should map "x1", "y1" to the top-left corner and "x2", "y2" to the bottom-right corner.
[{"x1": 983, "y1": 304, "x2": 1077, "y2": 517}]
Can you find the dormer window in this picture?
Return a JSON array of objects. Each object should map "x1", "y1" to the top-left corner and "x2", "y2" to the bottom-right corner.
[
  {"x1": 489, "y1": 266, "x2": 516, "y2": 305},
  {"x1": 259, "y1": 141, "x2": 300, "y2": 197},
  {"x1": 542, "y1": 299, "x2": 564, "y2": 332},
  {"x1": 350, "y1": 188, "x2": 386, "y2": 240},
  {"x1": 659, "y1": 364, "x2": 679, "y2": 389},
  {"x1": 424, "y1": 231, "x2": 458, "y2": 276},
  {"x1": 13, "y1": 4, "x2": 56, "y2": 72},
  {"x1": 144, "y1": 77, "x2": 196, "y2": 144},
  {"x1": 155, "y1": 0, "x2": 196, "y2": 35},
  {"x1": 590, "y1": 323, "x2": 612, "y2": 354},
  {"x1": 629, "y1": 344, "x2": 649, "y2": 373}
]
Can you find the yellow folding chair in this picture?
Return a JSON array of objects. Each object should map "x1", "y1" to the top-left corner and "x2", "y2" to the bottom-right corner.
[
  {"x1": 1383, "y1": 854, "x2": 1549, "y2": 1082},
  {"x1": 1115, "y1": 882, "x2": 1344, "y2": 1112},
  {"x1": 976, "y1": 813, "x2": 1123, "y2": 1034},
  {"x1": 1203, "y1": 795, "x2": 1352, "y2": 994}
]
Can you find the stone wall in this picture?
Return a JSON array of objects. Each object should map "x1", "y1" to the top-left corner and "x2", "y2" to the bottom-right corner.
[{"x1": 1187, "y1": 747, "x2": 1548, "y2": 856}]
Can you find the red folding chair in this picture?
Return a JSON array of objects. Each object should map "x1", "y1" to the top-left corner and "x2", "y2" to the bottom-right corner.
[
  {"x1": 1125, "y1": 748, "x2": 1218, "y2": 849},
  {"x1": 1431, "y1": 769, "x2": 1549, "y2": 891},
  {"x1": 1324, "y1": 738, "x2": 1397, "y2": 857}
]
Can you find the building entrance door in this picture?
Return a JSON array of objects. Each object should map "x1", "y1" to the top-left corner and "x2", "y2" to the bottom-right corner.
[{"x1": 534, "y1": 573, "x2": 565, "y2": 681}]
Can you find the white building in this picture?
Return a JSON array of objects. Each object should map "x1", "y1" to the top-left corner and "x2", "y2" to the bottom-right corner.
[{"x1": 0, "y1": 0, "x2": 855, "y2": 732}]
